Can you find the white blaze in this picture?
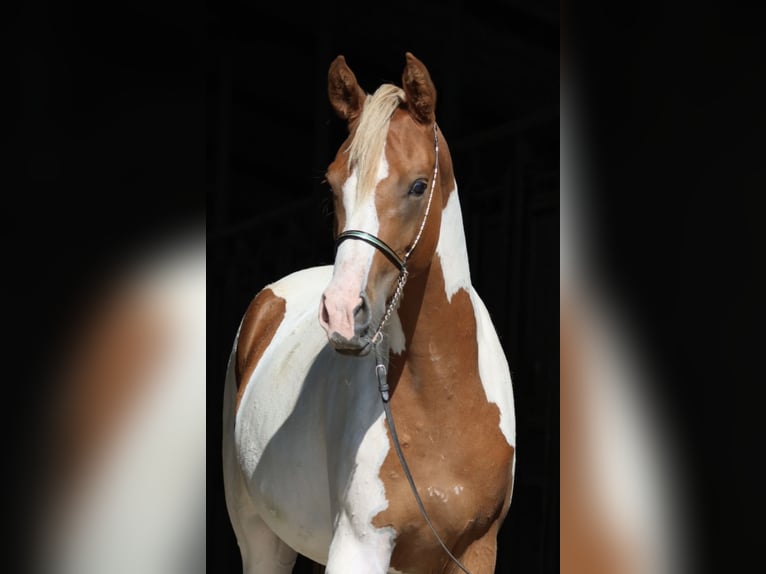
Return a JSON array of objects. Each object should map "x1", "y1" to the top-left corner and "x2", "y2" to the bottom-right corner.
[{"x1": 322, "y1": 150, "x2": 389, "y2": 340}]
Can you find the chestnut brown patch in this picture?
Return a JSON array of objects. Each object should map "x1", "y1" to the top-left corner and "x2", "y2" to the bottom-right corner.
[
  {"x1": 372, "y1": 258, "x2": 515, "y2": 572},
  {"x1": 235, "y1": 288, "x2": 286, "y2": 413}
]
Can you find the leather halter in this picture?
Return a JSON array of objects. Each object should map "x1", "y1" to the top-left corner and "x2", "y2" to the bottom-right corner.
[{"x1": 334, "y1": 230, "x2": 405, "y2": 272}]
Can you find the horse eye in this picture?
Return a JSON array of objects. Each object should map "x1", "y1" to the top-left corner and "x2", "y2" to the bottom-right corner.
[{"x1": 408, "y1": 179, "x2": 428, "y2": 197}]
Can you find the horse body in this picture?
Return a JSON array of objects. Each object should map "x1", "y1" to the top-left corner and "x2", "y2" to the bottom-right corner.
[{"x1": 224, "y1": 53, "x2": 515, "y2": 574}]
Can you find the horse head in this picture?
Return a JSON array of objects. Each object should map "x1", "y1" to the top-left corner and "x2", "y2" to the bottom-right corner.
[{"x1": 319, "y1": 52, "x2": 449, "y2": 355}]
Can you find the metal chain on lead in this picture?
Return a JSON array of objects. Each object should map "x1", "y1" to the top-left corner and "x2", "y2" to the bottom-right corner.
[{"x1": 370, "y1": 267, "x2": 408, "y2": 345}]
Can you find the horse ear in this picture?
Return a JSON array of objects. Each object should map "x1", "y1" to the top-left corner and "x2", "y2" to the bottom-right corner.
[
  {"x1": 402, "y1": 52, "x2": 437, "y2": 124},
  {"x1": 328, "y1": 55, "x2": 366, "y2": 124}
]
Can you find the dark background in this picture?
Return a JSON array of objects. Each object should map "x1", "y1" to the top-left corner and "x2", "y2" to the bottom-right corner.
[
  {"x1": 567, "y1": 3, "x2": 766, "y2": 573},
  {"x1": 208, "y1": 1, "x2": 559, "y2": 573},
  {"x1": 10, "y1": 2, "x2": 204, "y2": 572}
]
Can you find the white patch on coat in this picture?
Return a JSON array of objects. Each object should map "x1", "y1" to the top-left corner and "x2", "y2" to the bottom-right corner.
[
  {"x1": 435, "y1": 184, "x2": 471, "y2": 302},
  {"x1": 386, "y1": 309, "x2": 405, "y2": 355},
  {"x1": 324, "y1": 150, "x2": 390, "y2": 339},
  {"x1": 326, "y1": 414, "x2": 395, "y2": 573},
  {"x1": 433, "y1": 183, "x2": 515, "y2": 446},
  {"x1": 427, "y1": 486, "x2": 449, "y2": 503},
  {"x1": 469, "y1": 288, "x2": 516, "y2": 447},
  {"x1": 335, "y1": 149, "x2": 389, "y2": 276}
]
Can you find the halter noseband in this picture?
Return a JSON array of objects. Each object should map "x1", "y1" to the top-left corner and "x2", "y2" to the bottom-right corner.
[{"x1": 334, "y1": 230, "x2": 406, "y2": 272}]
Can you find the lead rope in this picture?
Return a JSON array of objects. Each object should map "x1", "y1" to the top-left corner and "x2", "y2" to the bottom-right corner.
[
  {"x1": 374, "y1": 343, "x2": 472, "y2": 574},
  {"x1": 371, "y1": 124, "x2": 473, "y2": 574}
]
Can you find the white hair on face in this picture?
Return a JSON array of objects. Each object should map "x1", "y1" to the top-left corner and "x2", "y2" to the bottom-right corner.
[{"x1": 347, "y1": 84, "x2": 404, "y2": 198}]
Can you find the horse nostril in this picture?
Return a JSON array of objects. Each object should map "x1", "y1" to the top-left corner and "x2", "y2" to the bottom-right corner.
[
  {"x1": 320, "y1": 295, "x2": 330, "y2": 326},
  {"x1": 354, "y1": 293, "x2": 371, "y2": 328}
]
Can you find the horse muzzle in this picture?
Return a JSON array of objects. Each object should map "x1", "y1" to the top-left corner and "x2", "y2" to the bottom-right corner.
[{"x1": 320, "y1": 291, "x2": 374, "y2": 356}]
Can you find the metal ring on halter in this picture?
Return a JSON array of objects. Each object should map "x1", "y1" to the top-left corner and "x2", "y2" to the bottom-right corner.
[{"x1": 335, "y1": 230, "x2": 405, "y2": 272}]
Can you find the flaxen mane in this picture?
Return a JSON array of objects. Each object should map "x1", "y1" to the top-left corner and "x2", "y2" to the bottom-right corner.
[{"x1": 347, "y1": 84, "x2": 405, "y2": 196}]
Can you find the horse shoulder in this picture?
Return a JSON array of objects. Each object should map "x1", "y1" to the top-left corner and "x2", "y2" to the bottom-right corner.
[
  {"x1": 234, "y1": 265, "x2": 334, "y2": 415},
  {"x1": 234, "y1": 287, "x2": 287, "y2": 414}
]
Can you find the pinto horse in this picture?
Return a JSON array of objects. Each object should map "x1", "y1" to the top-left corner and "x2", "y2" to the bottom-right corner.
[{"x1": 223, "y1": 53, "x2": 516, "y2": 574}]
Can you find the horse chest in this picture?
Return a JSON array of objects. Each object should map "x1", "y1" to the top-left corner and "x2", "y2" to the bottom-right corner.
[
  {"x1": 375, "y1": 432, "x2": 512, "y2": 574},
  {"x1": 230, "y1": 270, "x2": 516, "y2": 569},
  {"x1": 365, "y1": 360, "x2": 514, "y2": 566},
  {"x1": 384, "y1": 392, "x2": 510, "y2": 498}
]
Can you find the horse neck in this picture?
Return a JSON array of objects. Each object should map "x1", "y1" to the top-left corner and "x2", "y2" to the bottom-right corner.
[{"x1": 393, "y1": 183, "x2": 474, "y2": 374}]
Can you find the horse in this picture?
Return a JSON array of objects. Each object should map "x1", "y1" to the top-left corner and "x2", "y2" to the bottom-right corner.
[{"x1": 223, "y1": 52, "x2": 516, "y2": 574}]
